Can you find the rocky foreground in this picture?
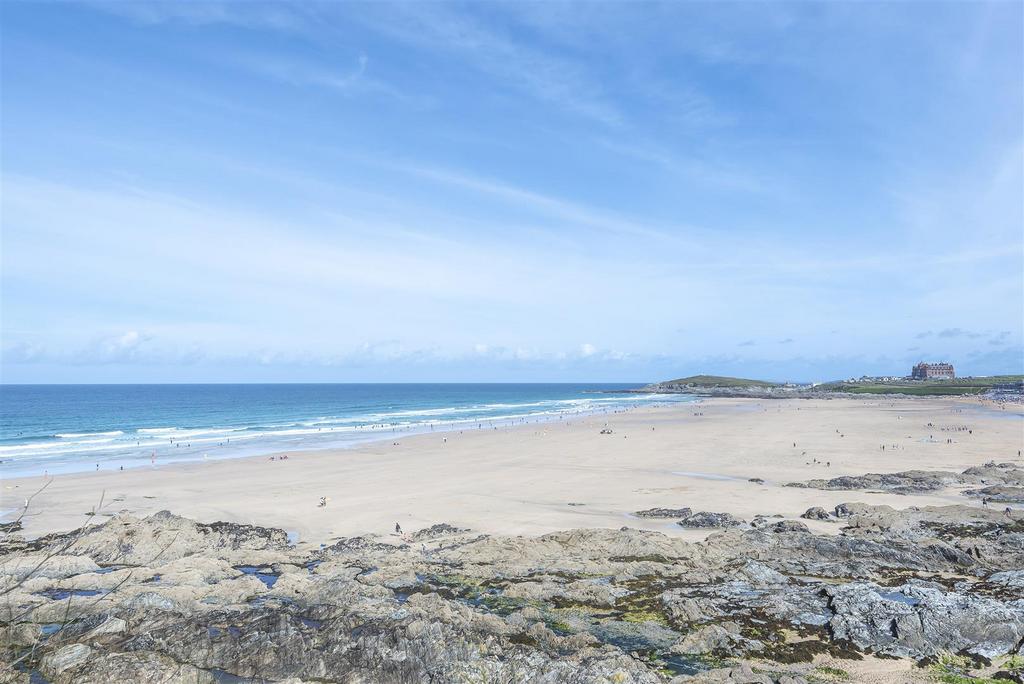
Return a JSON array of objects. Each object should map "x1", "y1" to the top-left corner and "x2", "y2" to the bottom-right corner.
[{"x1": 2, "y1": 498, "x2": 1024, "y2": 683}]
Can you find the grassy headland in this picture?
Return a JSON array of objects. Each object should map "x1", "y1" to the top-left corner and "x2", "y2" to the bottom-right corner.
[
  {"x1": 647, "y1": 374, "x2": 1022, "y2": 397},
  {"x1": 817, "y1": 375, "x2": 1023, "y2": 396},
  {"x1": 653, "y1": 375, "x2": 782, "y2": 389}
]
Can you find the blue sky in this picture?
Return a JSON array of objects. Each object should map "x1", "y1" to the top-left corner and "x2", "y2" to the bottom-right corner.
[{"x1": 1, "y1": 1, "x2": 1021, "y2": 383}]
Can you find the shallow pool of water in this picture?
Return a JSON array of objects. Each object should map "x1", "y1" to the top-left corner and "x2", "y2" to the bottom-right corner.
[
  {"x1": 672, "y1": 471, "x2": 746, "y2": 482},
  {"x1": 878, "y1": 590, "x2": 921, "y2": 606},
  {"x1": 234, "y1": 565, "x2": 279, "y2": 589},
  {"x1": 34, "y1": 588, "x2": 104, "y2": 601}
]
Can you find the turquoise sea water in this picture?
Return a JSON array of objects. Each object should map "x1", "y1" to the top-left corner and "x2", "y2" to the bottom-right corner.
[{"x1": 0, "y1": 384, "x2": 692, "y2": 477}]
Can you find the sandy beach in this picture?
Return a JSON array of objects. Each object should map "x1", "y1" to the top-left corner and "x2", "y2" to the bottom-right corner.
[{"x1": 5, "y1": 396, "x2": 1021, "y2": 546}]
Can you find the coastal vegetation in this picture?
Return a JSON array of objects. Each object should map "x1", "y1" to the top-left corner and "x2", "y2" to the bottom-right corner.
[
  {"x1": 648, "y1": 374, "x2": 1023, "y2": 397},
  {"x1": 817, "y1": 375, "x2": 1023, "y2": 396},
  {"x1": 653, "y1": 375, "x2": 782, "y2": 389}
]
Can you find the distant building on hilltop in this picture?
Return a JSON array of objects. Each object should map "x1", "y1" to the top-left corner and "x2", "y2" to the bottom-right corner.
[{"x1": 911, "y1": 362, "x2": 955, "y2": 380}]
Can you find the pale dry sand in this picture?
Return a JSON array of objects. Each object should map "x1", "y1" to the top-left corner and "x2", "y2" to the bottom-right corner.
[{"x1": 3, "y1": 397, "x2": 1022, "y2": 546}]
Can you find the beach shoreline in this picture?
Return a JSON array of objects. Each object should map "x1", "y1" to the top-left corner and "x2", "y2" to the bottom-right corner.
[
  {"x1": 4, "y1": 396, "x2": 1021, "y2": 547},
  {"x1": 0, "y1": 384, "x2": 693, "y2": 478}
]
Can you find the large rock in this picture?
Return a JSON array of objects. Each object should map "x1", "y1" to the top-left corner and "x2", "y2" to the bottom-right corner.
[
  {"x1": 792, "y1": 464, "x2": 1024, "y2": 496},
  {"x1": 685, "y1": 662, "x2": 803, "y2": 683},
  {"x1": 25, "y1": 511, "x2": 290, "y2": 567},
  {"x1": 827, "y1": 582, "x2": 1024, "y2": 659},
  {"x1": 0, "y1": 554, "x2": 100, "y2": 582},
  {"x1": 635, "y1": 507, "x2": 692, "y2": 519},
  {"x1": 672, "y1": 622, "x2": 761, "y2": 655},
  {"x1": 963, "y1": 485, "x2": 1024, "y2": 503},
  {"x1": 40, "y1": 644, "x2": 94, "y2": 681},
  {"x1": 44, "y1": 648, "x2": 214, "y2": 684},
  {"x1": 677, "y1": 512, "x2": 743, "y2": 528},
  {"x1": 791, "y1": 470, "x2": 957, "y2": 493},
  {"x1": 799, "y1": 507, "x2": 830, "y2": 521}
]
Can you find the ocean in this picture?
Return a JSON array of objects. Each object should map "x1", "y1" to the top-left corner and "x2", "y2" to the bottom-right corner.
[{"x1": 0, "y1": 384, "x2": 691, "y2": 477}]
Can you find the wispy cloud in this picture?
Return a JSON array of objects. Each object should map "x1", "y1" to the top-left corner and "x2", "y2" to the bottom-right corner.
[
  {"x1": 596, "y1": 138, "x2": 777, "y2": 196},
  {"x1": 989, "y1": 330, "x2": 1013, "y2": 346},
  {"x1": 223, "y1": 51, "x2": 431, "y2": 107},
  {"x1": 937, "y1": 327, "x2": 985, "y2": 339},
  {"x1": 387, "y1": 162, "x2": 685, "y2": 242},
  {"x1": 350, "y1": 3, "x2": 623, "y2": 126},
  {"x1": 93, "y1": 2, "x2": 623, "y2": 125},
  {"x1": 234, "y1": 51, "x2": 368, "y2": 91},
  {"x1": 88, "y1": 0, "x2": 307, "y2": 32},
  {"x1": 4, "y1": 330, "x2": 154, "y2": 366}
]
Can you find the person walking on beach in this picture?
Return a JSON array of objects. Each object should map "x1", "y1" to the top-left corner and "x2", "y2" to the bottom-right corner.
[{"x1": 395, "y1": 522, "x2": 403, "y2": 535}]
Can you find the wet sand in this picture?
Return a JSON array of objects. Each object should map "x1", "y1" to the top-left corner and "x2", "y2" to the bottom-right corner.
[{"x1": 3, "y1": 396, "x2": 1021, "y2": 545}]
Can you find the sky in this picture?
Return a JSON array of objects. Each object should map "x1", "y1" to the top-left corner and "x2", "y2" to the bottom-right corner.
[{"x1": 1, "y1": 1, "x2": 1022, "y2": 384}]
